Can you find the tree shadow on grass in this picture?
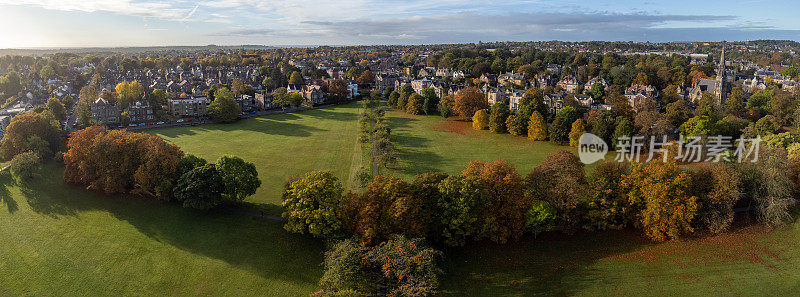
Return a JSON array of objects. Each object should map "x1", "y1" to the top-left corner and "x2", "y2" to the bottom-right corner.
[
  {"x1": 21, "y1": 165, "x2": 325, "y2": 291},
  {"x1": 0, "y1": 173, "x2": 17, "y2": 213},
  {"x1": 440, "y1": 229, "x2": 651, "y2": 296}
]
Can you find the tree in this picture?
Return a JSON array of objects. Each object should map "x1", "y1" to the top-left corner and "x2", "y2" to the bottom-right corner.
[
  {"x1": 39, "y1": 65, "x2": 56, "y2": 79},
  {"x1": 665, "y1": 99, "x2": 691, "y2": 128},
  {"x1": 454, "y1": 87, "x2": 488, "y2": 118},
  {"x1": 25, "y1": 135, "x2": 52, "y2": 159},
  {"x1": 462, "y1": 160, "x2": 527, "y2": 244},
  {"x1": 388, "y1": 91, "x2": 400, "y2": 108},
  {"x1": 527, "y1": 111, "x2": 547, "y2": 141},
  {"x1": 679, "y1": 115, "x2": 714, "y2": 139},
  {"x1": 115, "y1": 81, "x2": 144, "y2": 109},
  {"x1": 173, "y1": 164, "x2": 225, "y2": 210},
  {"x1": 328, "y1": 79, "x2": 348, "y2": 102},
  {"x1": 506, "y1": 114, "x2": 525, "y2": 136},
  {"x1": 178, "y1": 154, "x2": 207, "y2": 176},
  {"x1": 488, "y1": 102, "x2": 510, "y2": 133},
  {"x1": 231, "y1": 78, "x2": 246, "y2": 96},
  {"x1": 611, "y1": 117, "x2": 633, "y2": 148},
  {"x1": 282, "y1": 171, "x2": 344, "y2": 238},
  {"x1": 420, "y1": 87, "x2": 439, "y2": 114},
  {"x1": 472, "y1": 109, "x2": 489, "y2": 130},
  {"x1": 548, "y1": 106, "x2": 578, "y2": 143},
  {"x1": 288, "y1": 92, "x2": 304, "y2": 107},
  {"x1": 439, "y1": 95, "x2": 452, "y2": 118},
  {"x1": 208, "y1": 87, "x2": 241, "y2": 122},
  {"x1": 736, "y1": 148, "x2": 794, "y2": 226},
  {"x1": 0, "y1": 112, "x2": 61, "y2": 161},
  {"x1": 725, "y1": 87, "x2": 746, "y2": 116},
  {"x1": 589, "y1": 83, "x2": 605, "y2": 101},
  {"x1": 434, "y1": 175, "x2": 489, "y2": 246},
  {"x1": 518, "y1": 88, "x2": 548, "y2": 119},
  {"x1": 568, "y1": 119, "x2": 585, "y2": 147},
  {"x1": 316, "y1": 236, "x2": 443, "y2": 296},
  {"x1": 216, "y1": 155, "x2": 261, "y2": 201},
  {"x1": 9, "y1": 151, "x2": 40, "y2": 181},
  {"x1": 623, "y1": 161, "x2": 698, "y2": 241},
  {"x1": 46, "y1": 97, "x2": 67, "y2": 123},
  {"x1": 356, "y1": 69, "x2": 374, "y2": 87},
  {"x1": 526, "y1": 150, "x2": 587, "y2": 229},
  {"x1": 406, "y1": 93, "x2": 424, "y2": 115},
  {"x1": 342, "y1": 176, "x2": 422, "y2": 244},
  {"x1": 288, "y1": 71, "x2": 304, "y2": 85},
  {"x1": 691, "y1": 163, "x2": 741, "y2": 234},
  {"x1": 584, "y1": 161, "x2": 631, "y2": 230}
]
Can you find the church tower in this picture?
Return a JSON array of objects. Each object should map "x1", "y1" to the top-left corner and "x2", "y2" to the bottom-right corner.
[{"x1": 714, "y1": 41, "x2": 727, "y2": 106}]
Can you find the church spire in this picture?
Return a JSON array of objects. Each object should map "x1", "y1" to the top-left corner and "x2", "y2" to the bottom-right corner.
[{"x1": 715, "y1": 41, "x2": 727, "y2": 106}]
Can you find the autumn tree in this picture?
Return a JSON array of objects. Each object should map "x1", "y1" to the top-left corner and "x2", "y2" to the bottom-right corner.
[
  {"x1": 342, "y1": 176, "x2": 424, "y2": 244},
  {"x1": 208, "y1": 87, "x2": 241, "y2": 122},
  {"x1": 288, "y1": 71, "x2": 304, "y2": 85},
  {"x1": 690, "y1": 163, "x2": 742, "y2": 234},
  {"x1": 548, "y1": 106, "x2": 578, "y2": 143},
  {"x1": 472, "y1": 109, "x2": 489, "y2": 130},
  {"x1": 568, "y1": 119, "x2": 586, "y2": 147},
  {"x1": 356, "y1": 69, "x2": 374, "y2": 87},
  {"x1": 527, "y1": 111, "x2": 547, "y2": 141},
  {"x1": 462, "y1": 160, "x2": 528, "y2": 243},
  {"x1": 584, "y1": 161, "x2": 631, "y2": 230},
  {"x1": 406, "y1": 93, "x2": 425, "y2": 115},
  {"x1": 115, "y1": 81, "x2": 143, "y2": 109},
  {"x1": 434, "y1": 175, "x2": 489, "y2": 246},
  {"x1": 526, "y1": 150, "x2": 587, "y2": 229},
  {"x1": 0, "y1": 112, "x2": 61, "y2": 161},
  {"x1": 623, "y1": 161, "x2": 698, "y2": 241},
  {"x1": 454, "y1": 87, "x2": 488, "y2": 118},
  {"x1": 282, "y1": 171, "x2": 345, "y2": 238}
]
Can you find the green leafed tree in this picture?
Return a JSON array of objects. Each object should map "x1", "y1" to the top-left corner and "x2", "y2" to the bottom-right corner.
[
  {"x1": 282, "y1": 171, "x2": 344, "y2": 238},
  {"x1": 216, "y1": 155, "x2": 261, "y2": 201},
  {"x1": 208, "y1": 87, "x2": 241, "y2": 123},
  {"x1": 173, "y1": 164, "x2": 225, "y2": 210}
]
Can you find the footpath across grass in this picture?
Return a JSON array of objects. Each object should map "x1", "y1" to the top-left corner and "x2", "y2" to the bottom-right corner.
[
  {"x1": 151, "y1": 102, "x2": 364, "y2": 209},
  {"x1": 0, "y1": 164, "x2": 325, "y2": 296}
]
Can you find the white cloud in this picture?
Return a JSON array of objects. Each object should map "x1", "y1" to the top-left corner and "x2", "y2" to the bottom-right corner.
[{"x1": 0, "y1": 0, "x2": 194, "y2": 20}]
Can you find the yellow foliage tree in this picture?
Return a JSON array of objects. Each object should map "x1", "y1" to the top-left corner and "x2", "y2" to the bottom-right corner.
[
  {"x1": 623, "y1": 161, "x2": 698, "y2": 241},
  {"x1": 115, "y1": 81, "x2": 143, "y2": 109},
  {"x1": 472, "y1": 109, "x2": 489, "y2": 130},
  {"x1": 527, "y1": 111, "x2": 546, "y2": 141},
  {"x1": 568, "y1": 119, "x2": 585, "y2": 147}
]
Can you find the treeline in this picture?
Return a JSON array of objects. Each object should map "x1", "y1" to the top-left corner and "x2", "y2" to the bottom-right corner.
[
  {"x1": 282, "y1": 148, "x2": 796, "y2": 295},
  {"x1": 62, "y1": 127, "x2": 260, "y2": 209}
]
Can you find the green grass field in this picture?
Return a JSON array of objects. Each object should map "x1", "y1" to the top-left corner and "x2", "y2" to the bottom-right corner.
[
  {"x1": 151, "y1": 102, "x2": 364, "y2": 208},
  {"x1": 3, "y1": 103, "x2": 798, "y2": 296},
  {"x1": 383, "y1": 110, "x2": 576, "y2": 179},
  {"x1": 0, "y1": 164, "x2": 324, "y2": 296},
  {"x1": 441, "y1": 216, "x2": 800, "y2": 296}
]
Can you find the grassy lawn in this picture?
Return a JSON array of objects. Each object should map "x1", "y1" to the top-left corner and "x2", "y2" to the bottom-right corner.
[
  {"x1": 384, "y1": 110, "x2": 578, "y2": 179},
  {"x1": 442, "y1": 216, "x2": 800, "y2": 296},
  {"x1": 0, "y1": 164, "x2": 325, "y2": 296},
  {"x1": 150, "y1": 102, "x2": 364, "y2": 208}
]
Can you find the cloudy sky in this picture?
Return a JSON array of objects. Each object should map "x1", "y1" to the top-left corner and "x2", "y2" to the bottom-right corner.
[{"x1": 0, "y1": 0, "x2": 798, "y2": 48}]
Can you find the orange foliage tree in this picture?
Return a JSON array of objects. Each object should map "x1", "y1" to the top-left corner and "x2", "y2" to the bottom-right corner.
[
  {"x1": 454, "y1": 87, "x2": 488, "y2": 118},
  {"x1": 63, "y1": 126, "x2": 183, "y2": 199}
]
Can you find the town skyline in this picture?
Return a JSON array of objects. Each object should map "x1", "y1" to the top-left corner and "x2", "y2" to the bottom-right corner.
[{"x1": 1, "y1": 0, "x2": 800, "y2": 48}]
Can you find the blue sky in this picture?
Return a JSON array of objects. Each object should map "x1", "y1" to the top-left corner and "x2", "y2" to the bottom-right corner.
[{"x1": 0, "y1": 0, "x2": 798, "y2": 48}]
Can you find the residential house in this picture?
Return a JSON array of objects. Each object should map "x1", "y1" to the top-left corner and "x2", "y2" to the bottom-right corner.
[
  {"x1": 91, "y1": 98, "x2": 121, "y2": 124},
  {"x1": 168, "y1": 96, "x2": 210, "y2": 117},
  {"x1": 625, "y1": 84, "x2": 660, "y2": 110},
  {"x1": 557, "y1": 76, "x2": 581, "y2": 93},
  {"x1": 125, "y1": 101, "x2": 154, "y2": 123}
]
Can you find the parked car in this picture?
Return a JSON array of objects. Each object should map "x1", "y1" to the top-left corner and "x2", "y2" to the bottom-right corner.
[
  {"x1": 177, "y1": 119, "x2": 185, "y2": 123},
  {"x1": 128, "y1": 124, "x2": 137, "y2": 127},
  {"x1": 156, "y1": 121, "x2": 165, "y2": 125},
  {"x1": 138, "y1": 123, "x2": 146, "y2": 127}
]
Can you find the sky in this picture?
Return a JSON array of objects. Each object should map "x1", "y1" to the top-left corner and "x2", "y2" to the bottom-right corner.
[{"x1": 0, "y1": 0, "x2": 798, "y2": 48}]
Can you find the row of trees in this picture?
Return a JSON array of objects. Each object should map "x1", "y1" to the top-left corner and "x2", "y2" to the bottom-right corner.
[
  {"x1": 62, "y1": 127, "x2": 260, "y2": 209},
  {"x1": 283, "y1": 148, "x2": 795, "y2": 246}
]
